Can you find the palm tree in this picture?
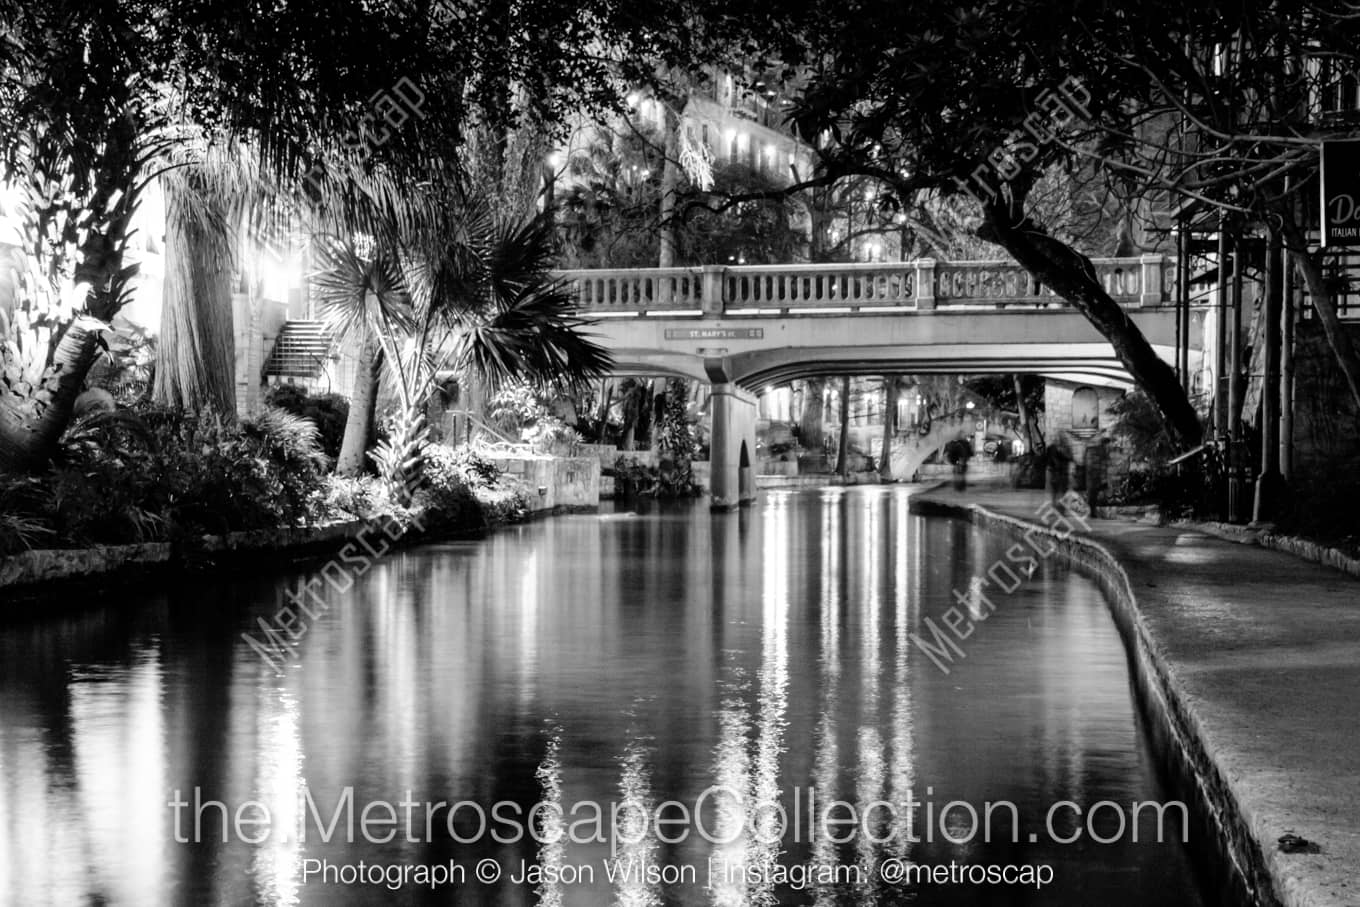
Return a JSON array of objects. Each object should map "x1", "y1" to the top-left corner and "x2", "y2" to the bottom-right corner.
[
  {"x1": 311, "y1": 243, "x2": 412, "y2": 478},
  {"x1": 312, "y1": 196, "x2": 612, "y2": 496},
  {"x1": 152, "y1": 144, "x2": 268, "y2": 417}
]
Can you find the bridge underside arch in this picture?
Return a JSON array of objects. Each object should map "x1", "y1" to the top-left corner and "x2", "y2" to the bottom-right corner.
[
  {"x1": 601, "y1": 351, "x2": 710, "y2": 384},
  {"x1": 598, "y1": 344, "x2": 1182, "y2": 392},
  {"x1": 726, "y1": 343, "x2": 1176, "y2": 391},
  {"x1": 585, "y1": 308, "x2": 1197, "y2": 506}
]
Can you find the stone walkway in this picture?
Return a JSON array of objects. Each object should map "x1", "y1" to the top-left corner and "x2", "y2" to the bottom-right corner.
[{"x1": 918, "y1": 485, "x2": 1360, "y2": 907}]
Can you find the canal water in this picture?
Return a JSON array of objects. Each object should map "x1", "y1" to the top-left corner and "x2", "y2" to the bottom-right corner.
[{"x1": 0, "y1": 486, "x2": 1207, "y2": 906}]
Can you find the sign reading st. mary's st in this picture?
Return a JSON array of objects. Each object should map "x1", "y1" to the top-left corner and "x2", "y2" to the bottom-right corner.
[
  {"x1": 1321, "y1": 139, "x2": 1360, "y2": 247},
  {"x1": 664, "y1": 327, "x2": 764, "y2": 340}
]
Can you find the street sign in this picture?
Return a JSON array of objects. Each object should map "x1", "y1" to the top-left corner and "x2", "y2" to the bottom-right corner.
[
  {"x1": 664, "y1": 327, "x2": 764, "y2": 340},
  {"x1": 1320, "y1": 139, "x2": 1360, "y2": 247}
]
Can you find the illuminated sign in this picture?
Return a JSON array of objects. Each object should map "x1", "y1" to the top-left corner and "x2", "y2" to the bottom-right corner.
[
  {"x1": 1320, "y1": 139, "x2": 1360, "y2": 247},
  {"x1": 664, "y1": 327, "x2": 764, "y2": 340}
]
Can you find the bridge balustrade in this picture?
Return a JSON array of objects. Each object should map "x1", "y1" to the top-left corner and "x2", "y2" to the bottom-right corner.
[
  {"x1": 723, "y1": 262, "x2": 916, "y2": 309},
  {"x1": 556, "y1": 255, "x2": 1169, "y2": 315}
]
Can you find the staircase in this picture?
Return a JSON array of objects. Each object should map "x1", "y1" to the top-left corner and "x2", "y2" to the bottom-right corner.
[{"x1": 263, "y1": 320, "x2": 334, "y2": 379}]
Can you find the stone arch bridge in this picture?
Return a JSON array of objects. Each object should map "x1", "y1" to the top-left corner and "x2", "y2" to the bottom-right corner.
[{"x1": 557, "y1": 256, "x2": 1202, "y2": 508}]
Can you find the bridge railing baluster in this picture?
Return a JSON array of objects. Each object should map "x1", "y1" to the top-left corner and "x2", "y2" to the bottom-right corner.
[{"x1": 553, "y1": 256, "x2": 1165, "y2": 314}]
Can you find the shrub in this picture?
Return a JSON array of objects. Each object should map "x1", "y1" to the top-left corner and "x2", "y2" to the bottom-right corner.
[
  {"x1": 609, "y1": 455, "x2": 701, "y2": 499},
  {"x1": 417, "y1": 445, "x2": 488, "y2": 531},
  {"x1": 323, "y1": 476, "x2": 389, "y2": 519},
  {"x1": 45, "y1": 406, "x2": 331, "y2": 542},
  {"x1": 0, "y1": 475, "x2": 54, "y2": 555},
  {"x1": 472, "y1": 482, "x2": 532, "y2": 524},
  {"x1": 264, "y1": 384, "x2": 350, "y2": 460},
  {"x1": 438, "y1": 445, "x2": 503, "y2": 489}
]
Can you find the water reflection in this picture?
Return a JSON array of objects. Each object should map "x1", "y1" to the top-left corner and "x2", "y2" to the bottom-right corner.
[{"x1": 0, "y1": 487, "x2": 1204, "y2": 906}]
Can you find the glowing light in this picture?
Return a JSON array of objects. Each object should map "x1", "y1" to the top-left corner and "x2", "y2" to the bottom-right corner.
[{"x1": 352, "y1": 231, "x2": 376, "y2": 260}]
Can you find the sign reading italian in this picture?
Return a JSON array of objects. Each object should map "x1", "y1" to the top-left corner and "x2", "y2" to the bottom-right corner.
[
  {"x1": 664, "y1": 327, "x2": 764, "y2": 340},
  {"x1": 1321, "y1": 139, "x2": 1360, "y2": 247}
]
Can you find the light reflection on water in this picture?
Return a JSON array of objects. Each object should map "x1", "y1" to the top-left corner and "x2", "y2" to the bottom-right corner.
[{"x1": 0, "y1": 486, "x2": 1205, "y2": 906}]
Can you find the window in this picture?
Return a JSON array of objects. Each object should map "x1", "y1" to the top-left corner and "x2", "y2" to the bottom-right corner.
[
  {"x1": 1072, "y1": 387, "x2": 1099, "y2": 433},
  {"x1": 1312, "y1": 57, "x2": 1360, "y2": 116}
]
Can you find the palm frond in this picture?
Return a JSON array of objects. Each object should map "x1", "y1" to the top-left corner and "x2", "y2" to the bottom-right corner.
[
  {"x1": 310, "y1": 236, "x2": 414, "y2": 340},
  {"x1": 249, "y1": 406, "x2": 328, "y2": 470},
  {"x1": 456, "y1": 282, "x2": 613, "y2": 390}
]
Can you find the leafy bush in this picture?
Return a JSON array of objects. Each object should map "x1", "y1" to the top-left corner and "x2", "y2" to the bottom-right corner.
[
  {"x1": 417, "y1": 445, "x2": 488, "y2": 531},
  {"x1": 609, "y1": 455, "x2": 701, "y2": 499},
  {"x1": 0, "y1": 475, "x2": 53, "y2": 555},
  {"x1": 442, "y1": 446, "x2": 503, "y2": 488},
  {"x1": 38, "y1": 406, "x2": 329, "y2": 545},
  {"x1": 487, "y1": 382, "x2": 577, "y2": 453},
  {"x1": 323, "y1": 476, "x2": 390, "y2": 519},
  {"x1": 264, "y1": 384, "x2": 350, "y2": 460},
  {"x1": 471, "y1": 482, "x2": 532, "y2": 524},
  {"x1": 1108, "y1": 390, "x2": 1178, "y2": 468}
]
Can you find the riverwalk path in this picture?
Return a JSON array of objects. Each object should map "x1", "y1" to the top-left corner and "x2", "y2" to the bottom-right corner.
[{"x1": 914, "y1": 485, "x2": 1360, "y2": 907}]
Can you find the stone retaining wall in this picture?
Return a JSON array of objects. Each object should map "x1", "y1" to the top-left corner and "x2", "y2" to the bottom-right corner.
[
  {"x1": 481, "y1": 455, "x2": 599, "y2": 513},
  {"x1": 0, "y1": 518, "x2": 372, "y2": 595}
]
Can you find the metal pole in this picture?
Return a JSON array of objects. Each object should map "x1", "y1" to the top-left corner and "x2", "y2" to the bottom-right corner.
[
  {"x1": 1253, "y1": 226, "x2": 1282, "y2": 523},
  {"x1": 1229, "y1": 231, "x2": 1245, "y2": 439},
  {"x1": 1175, "y1": 217, "x2": 1186, "y2": 389},
  {"x1": 1280, "y1": 236, "x2": 1295, "y2": 482},
  {"x1": 1215, "y1": 214, "x2": 1229, "y2": 435}
]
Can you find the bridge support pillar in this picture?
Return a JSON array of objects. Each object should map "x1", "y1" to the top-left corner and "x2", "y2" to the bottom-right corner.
[{"x1": 709, "y1": 383, "x2": 758, "y2": 511}]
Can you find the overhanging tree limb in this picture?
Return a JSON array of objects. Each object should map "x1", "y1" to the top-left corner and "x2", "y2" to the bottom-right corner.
[{"x1": 978, "y1": 193, "x2": 1202, "y2": 447}]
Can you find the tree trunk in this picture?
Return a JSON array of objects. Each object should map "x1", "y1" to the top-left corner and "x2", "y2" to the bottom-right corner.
[
  {"x1": 336, "y1": 336, "x2": 380, "y2": 476},
  {"x1": 595, "y1": 378, "x2": 613, "y2": 439},
  {"x1": 980, "y1": 200, "x2": 1202, "y2": 447},
  {"x1": 878, "y1": 376, "x2": 898, "y2": 481},
  {"x1": 1276, "y1": 211, "x2": 1360, "y2": 412},
  {"x1": 658, "y1": 110, "x2": 681, "y2": 268},
  {"x1": 153, "y1": 173, "x2": 237, "y2": 416},
  {"x1": 0, "y1": 317, "x2": 104, "y2": 472},
  {"x1": 799, "y1": 377, "x2": 825, "y2": 454},
  {"x1": 836, "y1": 375, "x2": 851, "y2": 477},
  {"x1": 1013, "y1": 374, "x2": 1042, "y2": 454}
]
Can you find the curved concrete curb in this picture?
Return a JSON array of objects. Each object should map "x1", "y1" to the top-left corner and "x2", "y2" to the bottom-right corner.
[
  {"x1": 913, "y1": 495, "x2": 1291, "y2": 907},
  {"x1": 1254, "y1": 531, "x2": 1360, "y2": 581},
  {"x1": 1106, "y1": 506, "x2": 1360, "y2": 581}
]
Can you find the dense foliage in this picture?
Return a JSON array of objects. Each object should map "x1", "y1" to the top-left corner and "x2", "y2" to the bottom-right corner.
[
  {"x1": 264, "y1": 384, "x2": 350, "y2": 460},
  {"x1": 0, "y1": 400, "x2": 527, "y2": 556}
]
